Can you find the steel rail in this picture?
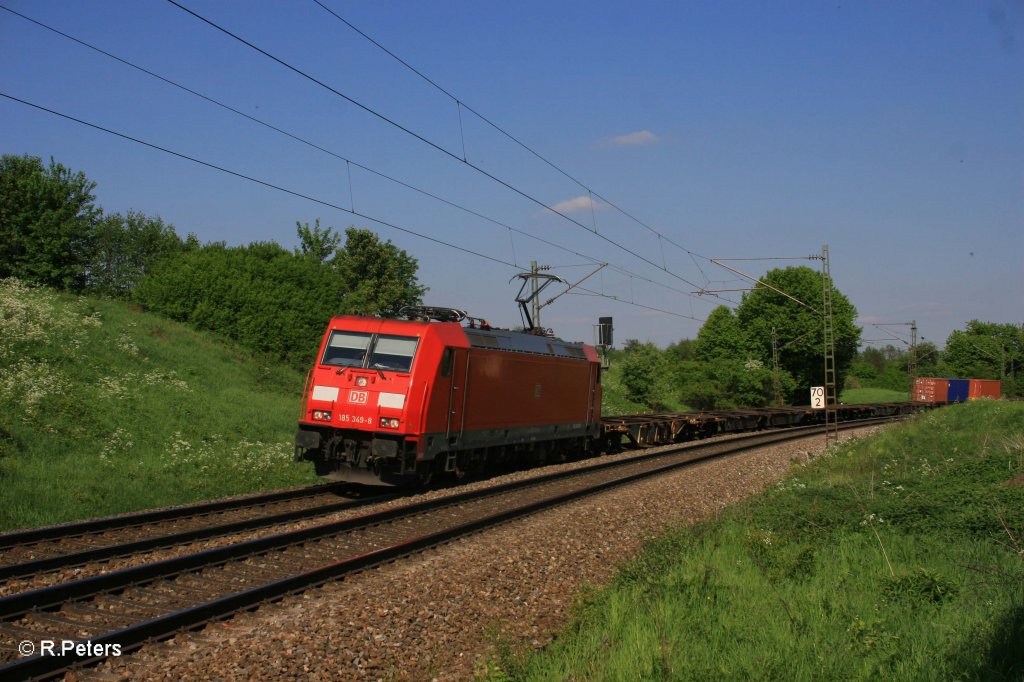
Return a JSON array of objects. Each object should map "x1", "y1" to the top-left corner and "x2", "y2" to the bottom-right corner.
[
  {"x1": 0, "y1": 418, "x2": 882, "y2": 617},
  {"x1": 0, "y1": 410, "x2": 892, "y2": 579},
  {"x1": 0, "y1": 494, "x2": 391, "y2": 581},
  {"x1": 1, "y1": 417, "x2": 897, "y2": 616},
  {"x1": 0, "y1": 418, "x2": 896, "y2": 680},
  {"x1": 0, "y1": 483, "x2": 354, "y2": 549},
  {"x1": 2, "y1": 403, "x2": 920, "y2": 552},
  {"x1": 1, "y1": 408, "x2": 910, "y2": 582}
]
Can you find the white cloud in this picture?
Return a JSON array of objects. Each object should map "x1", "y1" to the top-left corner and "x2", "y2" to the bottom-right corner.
[
  {"x1": 550, "y1": 195, "x2": 606, "y2": 214},
  {"x1": 605, "y1": 130, "x2": 659, "y2": 146}
]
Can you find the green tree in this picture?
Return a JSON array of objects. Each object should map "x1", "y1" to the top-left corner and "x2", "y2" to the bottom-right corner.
[
  {"x1": 736, "y1": 266, "x2": 860, "y2": 403},
  {"x1": 848, "y1": 340, "x2": 943, "y2": 393},
  {"x1": 915, "y1": 340, "x2": 941, "y2": 376},
  {"x1": 335, "y1": 227, "x2": 427, "y2": 317},
  {"x1": 858, "y1": 347, "x2": 887, "y2": 375},
  {"x1": 694, "y1": 306, "x2": 748, "y2": 361},
  {"x1": 688, "y1": 305, "x2": 787, "y2": 407},
  {"x1": 675, "y1": 359, "x2": 727, "y2": 410},
  {"x1": 295, "y1": 218, "x2": 341, "y2": 263},
  {"x1": 677, "y1": 357, "x2": 795, "y2": 410},
  {"x1": 86, "y1": 210, "x2": 187, "y2": 298},
  {"x1": 134, "y1": 226, "x2": 429, "y2": 368},
  {"x1": 665, "y1": 338, "x2": 696, "y2": 363},
  {"x1": 0, "y1": 154, "x2": 99, "y2": 290},
  {"x1": 135, "y1": 240, "x2": 341, "y2": 367},
  {"x1": 619, "y1": 340, "x2": 670, "y2": 410},
  {"x1": 942, "y1": 321, "x2": 1023, "y2": 397},
  {"x1": 848, "y1": 345, "x2": 905, "y2": 391}
]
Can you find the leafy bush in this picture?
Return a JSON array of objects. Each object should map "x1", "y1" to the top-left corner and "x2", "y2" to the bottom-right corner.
[
  {"x1": 677, "y1": 357, "x2": 795, "y2": 409},
  {"x1": 134, "y1": 226, "x2": 426, "y2": 370},
  {"x1": 618, "y1": 340, "x2": 671, "y2": 410},
  {"x1": 86, "y1": 210, "x2": 191, "y2": 298},
  {"x1": 134, "y1": 240, "x2": 339, "y2": 368},
  {"x1": 0, "y1": 154, "x2": 98, "y2": 290}
]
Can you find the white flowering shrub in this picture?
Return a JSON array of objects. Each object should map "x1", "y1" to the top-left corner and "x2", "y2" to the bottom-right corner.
[
  {"x1": 0, "y1": 359, "x2": 66, "y2": 419},
  {"x1": 92, "y1": 370, "x2": 191, "y2": 402},
  {"x1": 0, "y1": 279, "x2": 99, "y2": 415},
  {"x1": 162, "y1": 432, "x2": 291, "y2": 480},
  {"x1": 0, "y1": 279, "x2": 195, "y2": 414},
  {"x1": 116, "y1": 331, "x2": 140, "y2": 357},
  {"x1": 98, "y1": 427, "x2": 135, "y2": 464},
  {"x1": 775, "y1": 478, "x2": 807, "y2": 492}
]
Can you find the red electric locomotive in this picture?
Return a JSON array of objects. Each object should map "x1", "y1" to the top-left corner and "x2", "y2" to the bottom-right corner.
[{"x1": 294, "y1": 307, "x2": 602, "y2": 485}]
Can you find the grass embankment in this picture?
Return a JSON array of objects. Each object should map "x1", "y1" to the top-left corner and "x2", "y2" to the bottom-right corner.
[
  {"x1": 493, "y1": 401, "x2": 1024, "y2": 680},
  {"x1": 0, "y1": 279, "x2": 318, "y2": 531}
]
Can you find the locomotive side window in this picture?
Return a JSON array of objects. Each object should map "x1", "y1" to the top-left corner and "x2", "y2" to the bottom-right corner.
[
  {"x1": 322, "y1": 331, "x2": 372, "y2": 367},
  {"x1": 369, "y1": 335, "x2": 418, "y2": 372},
  {"x1": 440, "y1": 347, "x2": 453, "y2": 377}
]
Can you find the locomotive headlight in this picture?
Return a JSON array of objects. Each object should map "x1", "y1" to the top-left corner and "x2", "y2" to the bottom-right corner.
[
  {"x1": 356, "y1": 376, "x2": 368, "y2": 387},
  {"x1": 312, "y1": 410, "x2": 332, "y2": 421},
  {"x1": 380, "y1": 418, "x2": 400, "y2": 429}
]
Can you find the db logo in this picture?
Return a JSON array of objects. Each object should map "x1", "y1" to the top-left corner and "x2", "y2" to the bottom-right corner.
[{"x1": 348, "y1": 390, "x2": 368, "y2": 405}]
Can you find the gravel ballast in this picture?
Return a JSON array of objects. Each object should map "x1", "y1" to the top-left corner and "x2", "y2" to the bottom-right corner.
[{"x1": 82, "y1": 427, "x2": 884, "y2": 681}]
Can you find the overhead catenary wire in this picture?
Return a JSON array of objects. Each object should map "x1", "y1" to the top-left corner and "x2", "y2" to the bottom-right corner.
[
  {"x1": 0, "y1": 91, "x2": 704, "y2": 325},
  {"x1": 310, "y1": 1, "x2": 718, "y2": 267},
  {"x1": 164, "y1": 0, "x2": 718, "y2": 298},
  {"x1": 712, "y1": 256, "x2": 823, "y2": 261},
  {"x1": 0, "y1": 3, "x2": 717, "y2": 308},
  {"x1": 0, "y1": 92, "x2": 513, "y2": 269},
  {"x1": 571, "y1": 287, "x2": 702, "y2": 321}
]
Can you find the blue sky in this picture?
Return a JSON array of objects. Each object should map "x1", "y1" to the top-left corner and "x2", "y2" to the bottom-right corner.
[{"x1": 2, "y1": 1, "x2": 1021, "y2": 349}]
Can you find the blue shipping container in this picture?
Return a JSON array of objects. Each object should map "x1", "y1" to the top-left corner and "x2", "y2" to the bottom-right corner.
[{"x1": 946, "y1": 379, "x2": 969, "y2": 403}]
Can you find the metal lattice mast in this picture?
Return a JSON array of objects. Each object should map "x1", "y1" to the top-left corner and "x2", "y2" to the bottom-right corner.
[
  {"x1": 530, "y1": 260, "x2": 541, "y2": 328},
  {"x1": 821, "y1": 245, "x2": 839, "y2": 446},
  {"x1": 909, "y1": 320, "x2": 917, "y2": 399},
  {"x1": 771, "y1": 327, "x2": 783, "y2": 406}
]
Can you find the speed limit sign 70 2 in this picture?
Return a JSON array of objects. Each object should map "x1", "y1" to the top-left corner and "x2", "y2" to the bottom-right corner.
[{"x1": 810, "y1": 386, "x2": 825, "y2": 409}]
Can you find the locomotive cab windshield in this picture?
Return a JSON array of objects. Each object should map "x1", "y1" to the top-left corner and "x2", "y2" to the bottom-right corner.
[{"x1": 322, "y1": 331, "x2": 419, "y2": 373}]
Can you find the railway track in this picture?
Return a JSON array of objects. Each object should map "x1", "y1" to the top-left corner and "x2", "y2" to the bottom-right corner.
[
  {"x1": 0, "y1": 484, "x2": 398, "y2": 583},
  {"x1": 2, "y1": 405, "x2": 918, "y2": 586},
  {"x1": 0, "y1": 417, "x2": 895, "y2": 680}
]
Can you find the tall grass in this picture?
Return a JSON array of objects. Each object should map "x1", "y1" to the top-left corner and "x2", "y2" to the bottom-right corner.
[
  {"x1": 495, "y1": 401, "x2": 1024, "y2": 680},
  {"x1": 0, "y1": 279, "x2": 318, "y2": 531}
]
